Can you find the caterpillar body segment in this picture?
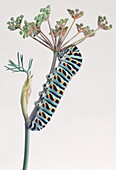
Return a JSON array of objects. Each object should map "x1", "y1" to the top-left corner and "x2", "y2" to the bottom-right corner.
[{"x1": 28, "y1": 45, "x2": 82, "y2": 131}]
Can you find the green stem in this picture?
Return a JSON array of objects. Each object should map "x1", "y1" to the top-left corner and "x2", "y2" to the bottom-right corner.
[
  {"x1": 22, "y1": 123, "x2": 30, "y2": 170},
  {"x1": 49, "y1": 51, "x2": 58, "y2": 74},
  {"x1": 21, "y1": 74, "x2": 32, "y2": 170}
]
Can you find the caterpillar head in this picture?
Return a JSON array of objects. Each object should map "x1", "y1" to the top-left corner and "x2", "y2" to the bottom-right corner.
[
  {"x1": 58, "y1": 45, "x2": 74, "y2": 60},
  {"x1": 57, "y1": 50, "x2": 65, "y2": 60}
]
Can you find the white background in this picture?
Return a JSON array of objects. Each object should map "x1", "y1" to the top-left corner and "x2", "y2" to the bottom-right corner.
[{"x1": 0, "y1": 0, "x2": 116, "y2": 170}]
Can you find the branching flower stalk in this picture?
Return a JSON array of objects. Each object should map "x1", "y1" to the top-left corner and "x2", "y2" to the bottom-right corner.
[{"x1": 6, "y1": 5, "x2": 112, "y2": 170}]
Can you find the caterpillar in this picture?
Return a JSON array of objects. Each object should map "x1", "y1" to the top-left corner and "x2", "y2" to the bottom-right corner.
[{"x1": 28, "y1": 45, "x2": 82, "y2": 131}]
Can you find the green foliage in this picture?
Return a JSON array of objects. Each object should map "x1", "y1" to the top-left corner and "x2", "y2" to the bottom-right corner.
[{"x1": 5, "y1": 52, "x2": 33, "y2": 75}]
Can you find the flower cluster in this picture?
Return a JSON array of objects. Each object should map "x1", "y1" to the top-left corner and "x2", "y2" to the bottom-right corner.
[
  {"x1": 7, "y1": 5, "x2": 112, "y2": 50},
  {"x1": 56, "y1": 18, "x2": 69, "y2": 28},
  {"x1": 82, "y1": 26, "x2": 95, "y2": 37},
  {"x1": 50, "y1": 18, "x2": 69, "y2": 38},
  {"x1": 34, "y1": 5, "x2": 50, "y2": 29},
  {"x1": 19, "y1": 21, "x2": 39, "y2": 39},
  {"x1": 98, "y1": 16, "x2": 112, "y2": 30},
  {"x1": 7, "y1": 15, "x2": 24, "y2": 31},
  {"x1": 67, "y1": 8, "x2": 84, "y2": 20}
]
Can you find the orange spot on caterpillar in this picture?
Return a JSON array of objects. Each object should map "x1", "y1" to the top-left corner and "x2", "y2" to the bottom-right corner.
[
  {"x1": 66, "y1": 74, "x2": 69, "y2": 77},
  {"x1": 65, "y1": 63, "x2": 67, "y2": 66},
  {"x1": 54, "y1": 98, "x2": 56, "y2": 102},
  {"x1": 47, "y1": 94, "x2": 50, "y2": 98},
  {"x1": 57, "y1": 89, "x2": 60, "y2": 92},
  {"x1": 61, "y1": 81, "x2": 64, "y2": 84},
  {"x1": 69, "y1": 58, "x2": 72, "y2": 61},
  {"x1": 71, "y1": 69, "x2": 74, "y2": 72},
  {"x1": 50, "y1": 107, "x2": 52, "y2": 111},
  {"x1": 61, "y1": 69, "x2": 63, "y2": 73},
  {"x1": 40, "y1": 112, "x2": 43, "y2": 116},
  {"x1": 36, "y1": 119, "x2": 39, "y2": 123},
  {"x1": 44, "y1": 103, "x2": 46, "y2": 107},
  {"x1": 51, "y1": 84, "x2": 54, "y2": 89},
  {"x1": 76, "y1": 61, "x2": 78, "y2": 64},
  {"x1": 56, "y1": 75, "x2": 58, "y2": 80},
  {"x1": 71, "y1": 52, "x2": 74, "y2": 54}
]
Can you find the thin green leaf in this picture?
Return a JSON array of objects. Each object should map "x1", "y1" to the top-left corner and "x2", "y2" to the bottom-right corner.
[
  {"x1": 20, "y1": 55, "x2": 23, "y2": 67},
  {"x1": 8, "y1": 59, "x2": 16, "y2": 66},
  {"x1": 17, "y1": 52, "x2": 20, "y2": 66}
]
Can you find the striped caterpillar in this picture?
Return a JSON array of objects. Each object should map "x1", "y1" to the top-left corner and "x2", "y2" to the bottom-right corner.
[{"x1": 28, "y1": 45, "x2": 82, "y2": 131}]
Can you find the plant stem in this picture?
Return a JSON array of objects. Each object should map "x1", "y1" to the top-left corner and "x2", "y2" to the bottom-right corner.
[
  {"x1": 22, "y1": 123, "x2": 30, "y2": 170},
  {"x1": 49, "y1": 51, "x2": 58, "y2": 74},
  {"x1": 36, "y1": 35, "x2": 50, "y2": 46},
  {"x1": 47, "y1": 19, "x2": 55, "y2": 47},
  {"x1": 61, "y1": 19, "x2": 75, "y2": 45},
  {"x1": 21, "y1": 73, "x2": 32, "y2": 170},
  {"x1": 40, "y1": 31, "x2": 53, "y2": 49},
  {"x1": 62, "y1": 32, "x2": 79, "y2": 47},
  {"x1": 57, "y1": 27, "x2": 63, "y2": 48},
  {"x1": 19, "y1": 28, "x2": 53, "y2": 51},
  {"x1": 32, "y1": 36, "x2": 54, "y2": 51}
]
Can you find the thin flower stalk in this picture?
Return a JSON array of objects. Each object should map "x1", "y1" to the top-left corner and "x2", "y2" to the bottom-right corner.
[
  {"x1": 61, "y1": 32, "x2": 79, "y2": 47},
  {"x1": 35, "y1": 35, "x2": 51, "y2": 46},
  {"x1": 61, "y1": 19, "x2": 75, "y2": 45},
  {"x1": 40, "y1": 31, "x2": 53, "y2": 48},
  {"x1": 32, "y1": 36, "x2": 53, "y2": 51},
  {"x1": 47, "y1": 19, "x2": 55, "y2": 47}
]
